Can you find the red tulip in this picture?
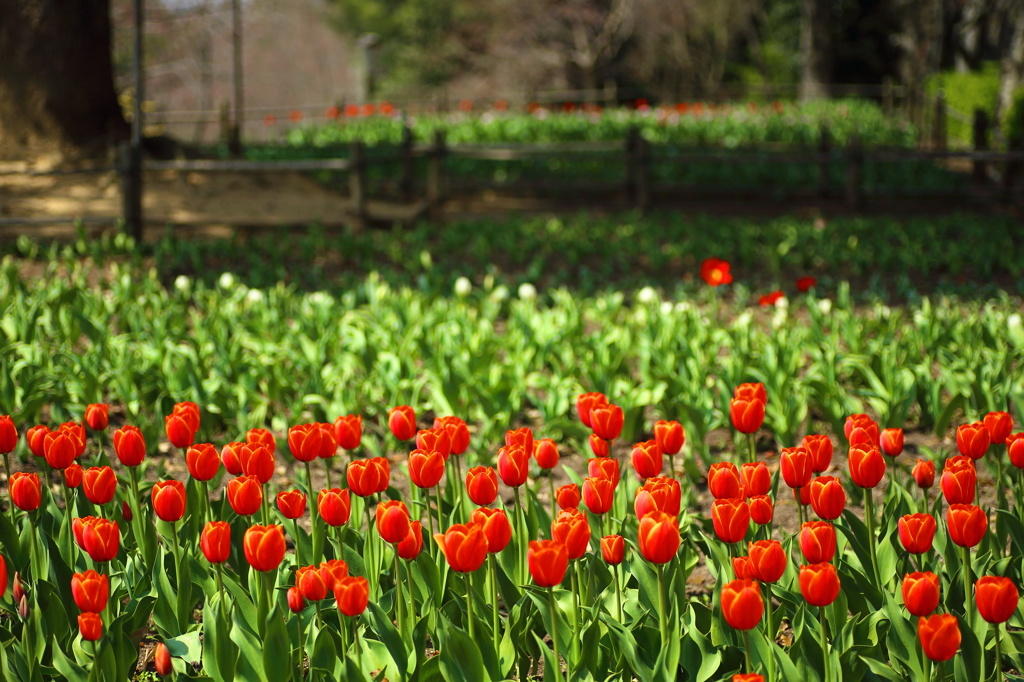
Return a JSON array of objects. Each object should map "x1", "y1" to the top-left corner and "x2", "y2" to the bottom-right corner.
[
  {"x1": 880, "y1": 428, "x2": 904, "y2": 457},
  {"x1": 434, "y1": 523, "x2": 488, "y2": 572},
  {"x1": 84, "y1": 404, "x2": 109, "y2": 431},
  {"x1": 630, "y1": 440, "x2": 662, "y2": 479},
  {"x1": 654, "y1": 420, "x2": 684, "y2": 456},
  {"x1": 796, "y1": 275, "x2": 817, "y2": 292},
  {"x1": 433, "y1": 416, "x2": 470, "y2": 455},
  {"x1": 505, "y1": 428, "x2": 535, "y2": 460},
  {"x1": 588, "y1": 457, "x2": 620, "y2": 487},
  {"x1": 956, "y1": 422, "x2": 991, "y2": 460},
  {"x1": 747, "y1": 540, "x2": 786, "y2": 583},
  {"x1": 172, "y1": 402, "x2": 200, "y2": 431},
  {"x1": 529, "y1": 539, "x2": 569, "y2": 587},
  {"x1": 809, "y1": 476, "x2": 845, "y2": 520},
  {"x1": 43, "y1": 430, "x2": 77, "y2": 469},
  {"x1": 347, "y1": 457, "x2": 390, "y2": 497},
  {"x1": 0, "y1": 416, "x2": 16, "y2": 454},
  {"x1": 947, "y1": 504, "x2": 987, "y2": 548},
  {"x1": 918, "y1": 614, "x2": 960, "y2": 661},
  {"x1": 902, "y1": 572, "x2": 940, "y2": 617},
  {"x1": 238, "y1": 444, "x2": 274, "y2": 484},
  {"x1": 276, "y1": 490, "x2": 306, "y2": 520},
  {"x1": 730, "y1": 398, "x2": 765, "y2": 434},
  {"x1": 589, "y1": 433, "x2": 609, "y2": 457},
  {"x1": 376, "y1": 500, "x2": 411, "y2": 544},
  {"x1": 466, "y1": 466, "x2": 498, "y2": 505},
  {"x1": 408, "y1": 449, "x2": 445, "y2": 489},
  {"x1": 471, "y1": 507, "x2": 512, "y2": 553},
  {"x1": 244, "y1": 524, "x2": 286, "y2": 571},
  {"x1": 748, "y1": 495, "x2": 774, "y2": 525},
  {"x1": 497, "y1": 444, "x2": 529, "y2": 487},
  {"x1": 802, "y1": 434, "x2": 833, "y2": 473},
  {"x1": 708, "y1": 462, "x2": 741, "y2": 499},
  {"x1": 78, "y1": 612, "x2": 103, "y2": 641},
  {"x1": 64, "y1": 462, "x2": 83, "y2": 488},
  {"x1": 634, "y1": 476, "x2": 681, "y2": 519},
  {"x1": 26, "y1": 424, "x2": 49, "y2": 457},
  {"x1": 83, "y1": 466, "x2": 117, "y2": 505},
  {"x1": 121, "y1": 500, "x2": 132, "y2": 522},
  {"x1": 334, "y1": 576, "x2": 369, "y2": 617},
  {"x1": 83, "y1": 518, "x2": 120, "y2": 562},
  {"x1": 165, "y1": 412, "x2": 196, "y2": 449},
  {"x1": 1009, "y1": 433, "x2": 1024, "y2": 469},
  {"x1": 288, "y1": 587, "x2": 305, "y2": 614},
  {"x1": 533, "y1": 438, "x2": 559, "y2": 470},
  {"x1": 941, "y1": 456, "x2": 976, "y2": 505},
  {"x1": 846, "y1": 415, "x2": 879, "y2": 448},
  {"x1": 388, "y1": 406, "x2": 417, "y2": 441},
  {"x1": 556, "y1": 483, "x2": 580, "y2": 510},
  {"x1": 721, "y1": 579, "x2": 763, "y2": 630},
  {"x1": 334, "y1": 414, "x2": 363, "y2": 450},
  {"x1": 733, "y1": 556, "x2": 756, "y2": 580},
  {"x1": 734, "y1": 383, "x2": 767, "y2": 403},
  {"x1": 318, "y1": 488, "x2": 351, "y2": 527},
  {"x1": 110, "y1": 425, "x2": 144, "y2": 467},
  {"x1": 397, "y1": 521, "x2": 424, "y2": 560},
  {"x1": 576, "y1": 392, "x2": 608, "y2": 428},
  {"x1": 741, "y1": 462, "x2": 770, "y2": 497},
  {"x1": 297, "y1": 565, "x2": 328, "y2": 601},
  {"x1": 601, "y1": 535, "x2": 624, "y2": 565},
  {"x1": 72, "y1": 570, "x2": 109, "y2": 613},
  {"x1": 898, "y1": 513, "x2": 936, "y2": 554},
  {"x1": 711, "y1": 498, "x2": 749, "y2": 544},
  {"x1": 245, "y1": 427, "x2": 275, "y2": 452},
  {"x1": 220, "y1": 442, "x2": 244, "y2": 475},
  {"x1": 186, "y1": 443, "x2": 220, "y2": 481},
  {"x1": 975, "y1": 576, "x2": 1018, "y2": 624},
  {"x1": 848, "y1": 444, "x2": 885, "y2": 488},
  {"x1": 780, "y1": 446, "x2": 812, "y2": 490},
  {"x1": 799, "y1": 562, "x2": 841, "y2": 606},
  {"x1": 416, "y1": 428, "x2": 452, "y2": 460},
  {"x1": 590, "y1": 404, "x2": 624, "y2": 441},
  {"x1": 73, "y1": 516, "x2": 97, "y2": 550},
  {"x1": 287, "y1": 424, "x2": 323, "y2": 463},
  {"x1": 10, "y1": 472, "x2": 41, "y2": 511},
  {"x1": 319, "y1": 559, "x2": 349, "y2": 591},
  {"x1": 913, "y1": 459, "x2": 936, "y2": 488},
  {"x1": 800, "y1": 521, "x2": 836, "y2": 564},
  {"x1": 152, "y1": 480, "x2": 186, "y2": 522},
  {"x1": 227, "y1": 475, "x2": 263, "y2": 517},
  {"x1": 155, "y1": 643, "x2": 174, "y2": 676},
  {"x1": 700, "y1": 257, "x2": 733, "y2": 286},
  {"x1": 582, "y1": 476, "x2": 615, "y2": 515},
  {"x1": 984, "y1": 412, "x2": 1013, "y2": 445},
  {"x1": 638, "y1": 510, "x2": 680, "y2": 564},
  {"x1": 201, "y1": 521, "x2": 231, "y2": 563},
  {"x1": 551, "y1": 508, "x2": 590, "y2": 560}
]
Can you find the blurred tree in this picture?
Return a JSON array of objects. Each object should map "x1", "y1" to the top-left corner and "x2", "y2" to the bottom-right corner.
[
  {"x1": 0, "y1": 0, "x2": 126, "y2": 158},
  {"x1": 798, "y1": 0, "x2": 830, "y2": 99}
]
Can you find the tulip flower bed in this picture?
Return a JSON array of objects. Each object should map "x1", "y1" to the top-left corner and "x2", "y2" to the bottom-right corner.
[{"x1": 0, "y1": 244, "x2": 1023, "y2": 681}]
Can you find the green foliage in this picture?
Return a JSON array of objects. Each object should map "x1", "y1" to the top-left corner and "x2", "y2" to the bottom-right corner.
[{"x1": 926, "y1": 62, "x2": 1001, "y2": 144}]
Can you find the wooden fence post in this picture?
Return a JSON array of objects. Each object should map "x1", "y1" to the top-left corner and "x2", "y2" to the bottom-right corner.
[
  {"x1": 349, "y1": 141, "x2": 366, "y2": 231},
  {"x1": 427, "y1": 130, "x2": 446, "y2": 219},
  {"x1": 932, "y1": 90, "x2": 946, "y2": 150},
  {"x1": 118, "y1": 140, "x2": 143, "y2": 241},
  {"x1": 973, "y1": 108, "x2": 988, "y2": 184},
  {"x1": 400, "y1": 124, "x2": 414, "y2": 202},
  {"x1": 818, "y1": 125, "x2": 831, "y2": 197},
  {"x1": 845, "y1": 135, "x2": 862, "y2": 208},
  {"x1": 635, "y1": 134, "x2": 650, "y2": 210}
]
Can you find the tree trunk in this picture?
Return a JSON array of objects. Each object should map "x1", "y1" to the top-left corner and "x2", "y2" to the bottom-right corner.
[
  {"x1": 799, "y1": 0, "x2": 832, "y2": 100},
  {"x1": 996, "y1": 0, "x2": 1024, "y2": 128},
  {"x1": 0, "y1": 0, "x2": 127, "y2": 159}
]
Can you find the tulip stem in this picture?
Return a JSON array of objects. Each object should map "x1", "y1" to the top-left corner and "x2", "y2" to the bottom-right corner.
[
  {"x1": 513, "y1": 487, "x2": 525, "y2": 585},
  {"x1": 351, "y1": 615, "x2": 362, "y2": 673},
  {"x1": 28, "y1": 510, "x2": 43, "y2": 582},
  {"x1": 215, "y1": 562, "x2": 224, "y2": 599},
  {"x1": 613, "y1": 564, "x2": 623, "y2": 623},
  {"x1": 292, "y1": 518, "x2": 302, "y2": 568},
  {"x1": 425, "y1": 486, "x2": 436, "y2": 560},
  {"x1": 962, "y1": 544, "x2": 973, "y2": 630},
  {"x1": 862, "y1": 490, "x2": 882, "y2": 587},
  {"x1": 570, "y1": 560, "x2": 581, "y2": 661},
  {"x1": 169, "y1": 521, "x2": 182, "y2": 584},
  {"x1": 993, "y1": 623, "x2": 1003, "y2": 682},
  {"x1": 394, "y1": 549, "x2": 406, "y2": 638},
  {"x1": 296, "y1": 602, "x2": 305, "y2": 681},
  {"x1": 324, "y1": 461, "x2": 332, "y2": 491},
  {"x1": 548, "y1": 586, "x2": 563, "y2": 682},
  {"x1": 747, "y1": 433, "x2": 756, "y2": 465},
  {"x1": 364, "y1": 503, "x2": 376, "y2": 597},
  {"x1": 261, "y1": 485, "x2": 270, "y2": 526},
  {"x1": 315, "y1": 600, "x2": 324, "y2": 630},
  {"x1": 201, "y1": 480, "x2": 211, "y2": 528},
  {"x1": 489, "y1": 554, "x2": 500, "y2": 656},
  {"x1": 764, "y1": 582, "x2": 776, "y2": 682},
  {"x1": 743, "y1": 629, "x2": 753, "y2": 674},
  {"x1": 2, "y1": 452, "x2": 13, "y2": 523},
  {"x1": 819, "y1": 608, "x2": 831, "y2": 682},
  {"x1": 656, "y1": 562, "x2": 669, "y2": 649},
  {"x1": 462, "y1": 572, "x2": 475, "y2": 640},
  {"x1": 548, "y1": 476, "x2": 556, "y2": 534}
]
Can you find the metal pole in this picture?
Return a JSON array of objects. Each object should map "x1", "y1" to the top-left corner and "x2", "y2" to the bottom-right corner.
[{"x1": 231, "y1": 0, "x2": 243, "y2": 155}]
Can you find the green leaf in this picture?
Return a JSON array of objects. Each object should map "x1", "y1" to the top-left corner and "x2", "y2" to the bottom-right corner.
[
  {"x1": 51, "y1": 645, "x2": 89, "y2": 682},
  {"x1": 262, "y1": 607, "x2": 292, "y2": 682},
  {"x1": 202, "y1": 594, "x2": 238, "y2": 682},
  {"x1": 310, "y1": 626, "x2": 341, "y2": 678},
  {"x1": 367, "y1": 601, "x2": 409, "y2": 681},
  {"x1": 164, "y1": 631, "x2": 203, "y2": 665},
  {"x1": 229, "y1": 606, "x2": 268, "y2": 682},
  {"x1": 437, "y1": 618, "x2": 487, "y2": 682},
  {"x1": 598, "y1": 613, "x2": 653, "y2": 680}
]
